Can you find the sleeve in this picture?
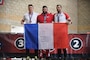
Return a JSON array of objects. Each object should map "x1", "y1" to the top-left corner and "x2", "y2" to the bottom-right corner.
[
  {"x1": 64, "y1": 12, "x2": 70, "y2": 20},
  {"x1": 50, "y1": 13, "x2": 54, "y2": 22},
  {"x1": 64, "y1": 12, "x2": 72, "y2": 24},
  {"x1": 52, "y1": 14, "x2": 55, "y2": 22},
  {"x1": 53, "y1": 13, "x2": 56, "y2": 22}
]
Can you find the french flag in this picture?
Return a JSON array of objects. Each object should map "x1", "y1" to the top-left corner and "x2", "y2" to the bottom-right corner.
[{"x1": 24, "y1": 23, "x2": 68, "y2": 49}]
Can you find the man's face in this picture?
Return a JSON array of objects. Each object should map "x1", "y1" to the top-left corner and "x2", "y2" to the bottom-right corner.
[
  {"x1": 28, "y1": 6, "x2": 33, "y2": 13},
  {"x1": 56, "y1": 6, "x2": 62, "y2": 12},
  {"x1": 42, "y1": 7, "x2": 48, "y2": 14}
]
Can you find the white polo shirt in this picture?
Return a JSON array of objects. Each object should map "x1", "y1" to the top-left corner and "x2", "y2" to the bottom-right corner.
[
  {"x1": 23, "y1": 12, "x2": 38, "y2": 24},
  {"x1": 54, "y1": 12, "x2": 70, "y2": 23}
]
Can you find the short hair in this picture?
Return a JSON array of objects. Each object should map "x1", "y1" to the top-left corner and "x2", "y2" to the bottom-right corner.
[
  {"x1": 57, "y1": 4, "x2": 62, "y2": 8},
  {"x1": 28, "y1": 4, "x2": 33, "y2": 7},
  {"x1": 42, "y1": 6, "x2": 48, "y2": 8}
]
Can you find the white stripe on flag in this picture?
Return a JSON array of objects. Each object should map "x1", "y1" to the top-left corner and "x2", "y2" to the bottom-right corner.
[{"x1": 38, "y1": 23, "x2": 54, "y2": 49}]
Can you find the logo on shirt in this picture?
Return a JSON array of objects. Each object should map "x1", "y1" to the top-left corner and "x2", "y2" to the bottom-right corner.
[{"x1": 46, "y1": 16, "x2": 49, "y2": 18}]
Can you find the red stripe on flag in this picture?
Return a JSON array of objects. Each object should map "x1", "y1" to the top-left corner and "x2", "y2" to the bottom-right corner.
[{"x1": 54, "y1": 23, "x2": 69, "y2": 49}]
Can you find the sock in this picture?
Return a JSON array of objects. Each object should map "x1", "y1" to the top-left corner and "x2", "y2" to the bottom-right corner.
[
  {"x1": 63, "y1": 49, "x2": 67, "y2": 57},
  {"x1": 57, "y1": 49, "x2": 61, "y2": 58}
]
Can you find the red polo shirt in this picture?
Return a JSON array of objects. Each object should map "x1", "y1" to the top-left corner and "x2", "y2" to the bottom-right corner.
[{"x1": 37, "y1": 13, "x2": 54, "y2": 23}]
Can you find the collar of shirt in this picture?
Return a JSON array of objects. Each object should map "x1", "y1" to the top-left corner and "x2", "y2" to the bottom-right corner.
[
  {"x1": 28, "y1": 12, "x2": 33, "y2": 16},
  {"x1": 56, "y1": 12, "x2": 63, "y2": 16}
]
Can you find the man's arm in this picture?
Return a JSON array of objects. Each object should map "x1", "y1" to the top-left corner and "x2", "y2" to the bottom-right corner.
[
  {"x1": 21, "y1": 16, "x2": 25, "y2": 25},
  {"x1": 66, "y1": 18, "x2": 72, "y2": 24},
  {"x1": 21, "y1": 19, "x2": 25, "y2": 25},
  {"x1": 64, "y1": 12, "x2": 72, "y2": 24}
]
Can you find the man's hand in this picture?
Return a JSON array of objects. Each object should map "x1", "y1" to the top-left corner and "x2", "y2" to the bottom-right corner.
[
  {"x1": 21, "y1": 19, "x2": 24, "y2": 25},
  {"x1": 66, "y1": 19, "x2": 72, "y2": 25}
]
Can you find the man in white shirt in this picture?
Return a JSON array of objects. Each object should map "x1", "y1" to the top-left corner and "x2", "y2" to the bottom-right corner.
[
  {"x1": 54, "y1": 4, "x2": 72, "y2": 24},
  {"x1": 54, "y1": 4, "x2": 72, "y2": 60},
  {"x1": 21, "y1": 4, "x2": 38, "y2": 59},
  {"x1": 21, "y1": 4, "x2": 38, "y2": 24}
]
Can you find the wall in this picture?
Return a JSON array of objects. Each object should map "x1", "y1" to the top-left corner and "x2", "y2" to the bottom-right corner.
[
  {"x1": 0, "y1": 0, "x2": 79, "y2": 33},
  {"x1": 78, "y1": 0, "x2": 90, "y2": 33}
]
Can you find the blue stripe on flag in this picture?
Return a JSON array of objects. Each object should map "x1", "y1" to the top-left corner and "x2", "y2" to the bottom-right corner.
[{"x1": 24, "y1": 24, "x2": 38, "y2": 49}]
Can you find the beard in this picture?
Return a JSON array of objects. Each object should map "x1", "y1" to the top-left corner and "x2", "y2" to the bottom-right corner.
[
  {"x1": 57, "y1": 10, "x2": 61, "y2": 13},
  {"x1": 43, "y1": 11, "x2": 47, "y2": 14}
]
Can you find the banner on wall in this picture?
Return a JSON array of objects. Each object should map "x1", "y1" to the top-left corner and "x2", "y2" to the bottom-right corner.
[{"x1": 0, "y1": 33, "x2": 25, "y2": 53}]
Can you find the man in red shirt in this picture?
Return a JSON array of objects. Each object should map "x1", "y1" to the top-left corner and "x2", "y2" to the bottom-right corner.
[
  {"x1": 37, "y1": 6, "x2": 53, "y2": 23},
  {"x1": 37, "y1": 6, "x2": 54, "y2": 59}
]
